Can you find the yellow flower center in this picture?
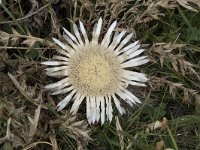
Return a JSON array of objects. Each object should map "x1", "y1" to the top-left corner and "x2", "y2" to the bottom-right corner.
[
  {"x1": 68, "y1": 43, "x2": 121, "y2": 96},
  {"x1": 79, "y1": 54, "x2": 111, "y2": 90}
]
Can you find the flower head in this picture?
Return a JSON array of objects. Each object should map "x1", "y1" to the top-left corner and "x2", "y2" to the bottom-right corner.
[{"x1": 42, "y1": 18, "x2": 149, "y2": 124}]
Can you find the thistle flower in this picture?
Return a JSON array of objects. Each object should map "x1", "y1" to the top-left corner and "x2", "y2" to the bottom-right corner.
[{"x1": 42, "y1": 18, "x2": 149, "y2": 124}]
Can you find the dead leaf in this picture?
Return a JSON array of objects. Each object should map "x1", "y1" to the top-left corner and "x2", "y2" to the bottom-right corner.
[
  {"x1": 115, "y1": 116, "x2": 124, "y2": 150},
  {"x1": 51, "y1": 115, "x2": 92, "y2": 149},
  {"x1": 195, "y1": 94, "x2": 200, "y2": 105},
  {"x1": 10, "y1": 28, "x2": 21, "y2": 46},
  {"x1": 0, "y1": 118, "x2": 14, "y2": 145},
  {"x1": 156, "y1": 0, "x2": 177, "y2": 9},
  {"x1": 28, "y1": 105, "x2": 41, "y2": 140},
  {"x1": 8, "y1": 72, "x2": 47, "y2": 109},
  {"x1": 176, "y1": 0, "x2": 198, "y2": 12},
  {"x1": 146, "y1": 117, "x2": 168, "y2": 132},
  {"x1": 49, "y1": 130, "x2": 59, "y2": 150},
  {"x1": 22, "y1": 141, "x2": 52, "y2": 150},
  {"x1": 22, "y1": 38, "x2": 38, "y2": 48},
  {"x1": 0, "y1": 30, "x2": 10, "y2": 46},
  {"x1": 156, "y1": 140, "x2": 165, "y2": 150}
]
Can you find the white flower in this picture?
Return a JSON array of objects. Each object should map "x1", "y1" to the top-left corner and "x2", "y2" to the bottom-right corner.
[{"x1": 42, "y1": 18, "x2": 149, "y2": 124}]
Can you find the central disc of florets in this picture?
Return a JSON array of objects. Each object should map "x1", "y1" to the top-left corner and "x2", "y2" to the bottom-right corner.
[
  {"x1": 79, "y1": 54, "x2": 111, "y2": 89},
  {"x1": 68, "y1": 43, "x2": 121, "y2": 96}
]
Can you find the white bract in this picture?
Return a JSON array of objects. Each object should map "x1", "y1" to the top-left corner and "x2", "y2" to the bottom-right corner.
[{"x1": 42, "y1": 18, "x2": 149, "y2": 124}]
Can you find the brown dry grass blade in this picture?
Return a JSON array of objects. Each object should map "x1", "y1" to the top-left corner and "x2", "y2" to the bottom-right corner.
[
  {"x1": 8, "y1": 72, "x2": 47, "y2": 109},
  {"x1": 22, "y1": 141, "x2": 53, "y2": 150},
  {"x1": 28, "y1": 105, "x2": 41, "y2": 139}
]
